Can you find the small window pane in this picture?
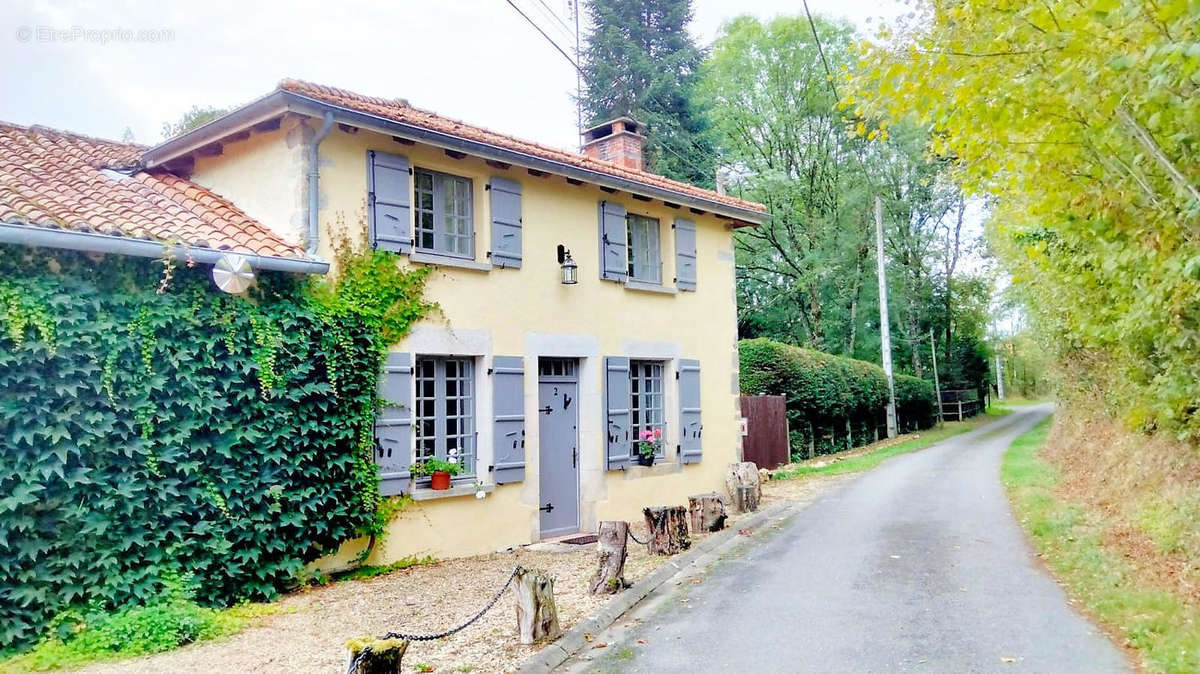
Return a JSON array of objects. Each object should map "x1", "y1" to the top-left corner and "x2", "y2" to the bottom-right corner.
[
  {"x1": 626, "y1": 215, "x2": 661, "y2": 283},
  {"x1": 413, "y1": 356, "x2": 475, "y2": 480},
  {"x1": 414, "y1": 169, "x2": 473, "y2": 258},
  {"x1": 629, "y1": 360, "x2": 665, "y2": 457}
]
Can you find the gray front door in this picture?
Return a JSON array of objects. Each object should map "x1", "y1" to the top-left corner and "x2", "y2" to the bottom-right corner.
[{"x1": 538, "y1": 358, "x2": 580, "y2": 538}]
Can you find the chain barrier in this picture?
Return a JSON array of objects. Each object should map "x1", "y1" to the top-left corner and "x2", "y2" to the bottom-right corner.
[
  {"x1": 627, "y1": 528, "x2": 649, "y2": 546},
  {"x1": 345, "y1": 565, "x2": 523, "y2": 674}
]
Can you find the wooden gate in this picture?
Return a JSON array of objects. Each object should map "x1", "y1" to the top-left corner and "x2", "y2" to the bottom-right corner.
[{"x1": 739, "y1": 395, "x2": 789, "y2": 469}]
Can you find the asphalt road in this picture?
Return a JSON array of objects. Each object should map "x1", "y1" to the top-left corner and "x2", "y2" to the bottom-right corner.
[{"x1": 567, "y1": 405, "x2": 1130, "y2": 673}]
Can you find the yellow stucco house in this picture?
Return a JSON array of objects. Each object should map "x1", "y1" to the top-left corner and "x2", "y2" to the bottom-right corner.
[{"x1": 133, "y1": 80, "x2": 767, "y2": 562}]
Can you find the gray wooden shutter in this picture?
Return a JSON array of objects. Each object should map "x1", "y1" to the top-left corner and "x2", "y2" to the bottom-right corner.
[
  {"x1": 605, "y1": 356, "x2": 632, "y2": 470},
  {"x1": 674, "y1": 217, "x2": 697, "y2": 291},
  {"x1": 376, "y1": 352, "x2": 413, "y2": 495},
  {"x1": 598, "y1": 200, "x2": 628, "y2": 282},
  {"x1": 678, "y1": 359, "x2": 703, "y2": 464},
  {"x1": 368, "y1": 150, "x2": 412, "y2": 254},
  {"x1": 489, "y1": 177, "x2": 522, "y2": 268},
  {"x1": 492, "y1": 355, "x2": 525, "y2": 483}
]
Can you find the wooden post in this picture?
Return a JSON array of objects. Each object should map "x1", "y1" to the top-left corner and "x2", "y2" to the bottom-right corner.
[
  {"x1": 930, "y1": 329, "x2": 944, "y2": 427},
  {"x1": 846, "y1": 418, "x2": 853, "y2": 448},
  {"x1": 589, "y1": 521, "x2": 629, "y2": 594},
  {"x1": 725, "y1": 462, "x2": 762, "y2": 512},
  {"x1": 688, "y1": 492, "x2": 727, "y2": 533},
  {"x1": 807, "y1": 421, "x2": 816, "y2": 459},
  {"x1": 643, "y1": 506, "x2": 691, "y2": 555},
  {"x1": 515, "y1": 568, "x2": 562, "y2": 644},
  {"x1": 345, "y1": 637, "x2": 409, "y2": 674},
  {"x1": 735, "y1": 485, "x2": 759, "y2": 513}
]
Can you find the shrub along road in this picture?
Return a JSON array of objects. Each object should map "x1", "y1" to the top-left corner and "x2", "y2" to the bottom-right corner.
[{"x1": 565, "y1": 405, "x2": 1130, "y2": 673}]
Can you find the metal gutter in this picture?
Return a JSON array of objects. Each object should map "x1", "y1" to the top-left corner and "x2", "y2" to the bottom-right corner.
[
  {"x1": 0, "y1": 222, "x2": 330, "y2": 275},
  {"x1": 141, "y1": 91, "x2": 767, "y2": 225}
]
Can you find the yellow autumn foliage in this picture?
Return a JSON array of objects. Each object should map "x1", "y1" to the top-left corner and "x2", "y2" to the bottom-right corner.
[{"x1": 852, "y1": 1, "x2": 1200, "y2": 439}]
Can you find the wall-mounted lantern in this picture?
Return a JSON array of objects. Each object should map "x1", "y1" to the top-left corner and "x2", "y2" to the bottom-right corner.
[{"x1": 557, "y1": 244, "x2": 578, "y2": 285}]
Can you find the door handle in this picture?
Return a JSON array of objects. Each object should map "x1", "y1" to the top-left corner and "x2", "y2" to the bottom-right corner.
[
  {"x1": 573, "y1": 447, "x2": 577, "y2": 468},
  {"x1": 539, "y1": 502, "x2": 555, "y2": 513}
]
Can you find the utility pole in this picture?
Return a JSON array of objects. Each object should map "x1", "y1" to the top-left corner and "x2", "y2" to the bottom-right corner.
[
  {"x1": 875, "y1": 196, "x2": 897, "y2": 438},
  {"x1": 930, "y1": 329, "x2": 944, "y2": 427},
  {"x1": 571, "y1": 0, "x2": 583, "y2": 144},
  {"x1": 995, "y1": 353, "x2": 1006, "y2": 400}
]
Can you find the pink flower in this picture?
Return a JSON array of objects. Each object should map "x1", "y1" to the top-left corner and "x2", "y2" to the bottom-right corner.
[{"x1": 653, "y1": 427, "x2": 662, "y2": 439}]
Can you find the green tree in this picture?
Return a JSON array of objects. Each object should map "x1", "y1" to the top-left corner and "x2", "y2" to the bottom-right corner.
[
  {"x1": 161, "y1": 105, "x2": 230, "y2": 140},
  {"x1": 580, "y1": 0, "x2": 715, "y2": 186},
  {"x1": 699, "y1": 14, "x2": 865, "y2": 351},
  {"x1": 853, "y1": 0, "x2": 1200, "y2": 438}
]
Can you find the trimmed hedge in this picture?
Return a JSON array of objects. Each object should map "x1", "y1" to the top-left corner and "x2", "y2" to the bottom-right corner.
[
  {"x1": 739, "y1": 338, "x2": 938, "y2": 457},
  {"x1": 0, "y1": 250, "x2": 386, "y2": 650}
]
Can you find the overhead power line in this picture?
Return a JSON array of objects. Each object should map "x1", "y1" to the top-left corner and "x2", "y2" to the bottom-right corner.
[
  {"x1": 502, "y1": 0, "x2": 722, "y2": 177},
  {"x1": 532, "y1": 0, "x2": 575, "y2": 38},
  {"x1": 504, "y1": 0, "x2": 581, "y2": 72}
]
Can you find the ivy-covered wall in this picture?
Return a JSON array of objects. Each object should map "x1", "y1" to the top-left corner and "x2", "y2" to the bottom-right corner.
[{"x1": 0, "y1": 245, "x2": 425, "y2": 650}]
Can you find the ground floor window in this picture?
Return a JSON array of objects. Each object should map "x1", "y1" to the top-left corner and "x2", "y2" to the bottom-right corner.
[
  {"x1": 630, "y1": 360, "x2": 666, "y2": 457},
  {"x1": 414, "y1": 356, "x2": 476, "y2": 478}
]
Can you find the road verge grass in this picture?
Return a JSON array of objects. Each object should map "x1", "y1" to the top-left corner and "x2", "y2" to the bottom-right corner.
[
  {"x1": 772, "y1": 409, "x2": 1009, "y2": 481},
  {"x1": 1002, "y1": 417, "x2": 1200, "y2": 674},
  {"x1": 0, "y1": 599, "x2": 274, "y2": 673}
]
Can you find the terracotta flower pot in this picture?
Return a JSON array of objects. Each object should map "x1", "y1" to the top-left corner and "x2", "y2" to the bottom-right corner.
[{"x1": 430, "y1": 470, "x2": 452, "y2": 490}]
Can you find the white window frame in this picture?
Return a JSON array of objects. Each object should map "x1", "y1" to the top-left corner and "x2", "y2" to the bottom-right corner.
[
  {"x1": 413, "y1": 356, "x2": 477, "y2": 482},
  {"x1": 626, "y1": 214, "x2": 662, "y2": 283},
  {"x1": 413, "y1": 168, "x2": 474, "y2": 259},
  {"x1": 629, "y1": 359, "x2": 666, "y2": 458}
]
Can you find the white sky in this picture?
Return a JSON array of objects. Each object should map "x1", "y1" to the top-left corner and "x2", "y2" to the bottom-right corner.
[{"x1": 0, "y1": 0, "x2": 907, "y2": 149}]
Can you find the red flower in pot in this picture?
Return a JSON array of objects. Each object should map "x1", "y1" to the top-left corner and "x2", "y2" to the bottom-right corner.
[{"x1": 412, "y1": 457, "x2": 463, "y2": 490}]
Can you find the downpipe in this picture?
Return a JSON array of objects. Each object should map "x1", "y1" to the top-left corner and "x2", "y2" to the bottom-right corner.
[{"x1": 306, "y1": 111, "x2": 335, "y2": 256}]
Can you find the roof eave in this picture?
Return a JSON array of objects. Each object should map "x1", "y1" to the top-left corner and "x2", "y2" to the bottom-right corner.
[
  {"x1": 0, "y1": 222, "x2": 329, "y2": 275},
  {"x1": 141, "y1": 90, "x2": 291, "y2": 168},
  {"x1": 143, "y1": 91, "x2": 767, "y2": 225}
]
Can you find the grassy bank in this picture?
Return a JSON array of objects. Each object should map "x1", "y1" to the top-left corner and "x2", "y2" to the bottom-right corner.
[
  {"x1": 772, "y1": 408, "x2": 1009, "y2": 481},
  {"x1": 1002, "y1": 418, "x2": 1200, "y2": 673},
  {"x1": 0, "y1": 602, "x2": 273, "y2": 673}
]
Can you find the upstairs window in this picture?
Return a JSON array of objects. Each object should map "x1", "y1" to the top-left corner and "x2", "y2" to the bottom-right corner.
[
  {"x1": 626, "y1": 214, "x2": 662, "y2": 283},
  {"x1": 414, "y1": 356, "x2": 476, "y2": 479},
  {"x1": 414, "y1": 168, "x2": 474, "y2": 258},
  {"x1": 629, "y1": 360, "x2": 666, "y2": 458}
]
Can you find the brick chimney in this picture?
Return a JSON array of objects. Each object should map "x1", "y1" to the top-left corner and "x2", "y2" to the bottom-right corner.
[{"x1": 581, "y1": 116, "x2": 645, "y2": 171}]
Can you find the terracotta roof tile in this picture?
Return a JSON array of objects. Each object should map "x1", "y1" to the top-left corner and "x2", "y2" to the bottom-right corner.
[
  {"x1": 0, "y1": 121, "x2": 303, "y2": 259},
  {"x1": 278, "y1": 79, "x2": 766, "y2": 217}
]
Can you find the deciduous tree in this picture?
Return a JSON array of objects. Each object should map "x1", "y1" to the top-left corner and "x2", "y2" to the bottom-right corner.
[{"x1": 853, "y1": 0, "x2": 1200, "y2": 438}]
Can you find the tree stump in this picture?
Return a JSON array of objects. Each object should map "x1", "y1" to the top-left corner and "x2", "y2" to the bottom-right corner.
[
  {"x1": 515, "y1": 567, "x2": 562, "y2": 644},
  {"x1": 725, "y1": 461, "x2": 762, "y2": 512},
  {"x1": 735, "y1": 485, "x2": 759, "y2": 513},
  {"x1": 589, "y1": 521, "x2": 630, "y2": 594},
  {"x1": 345, "y1": 637, "x2": 409, "y2": 674},
  {"x1": 643, "y1": 505, "x2": 690, "y2": 555},
  {"x1": 687, "y1": 492, "x2": 727, "y2": 533}
]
